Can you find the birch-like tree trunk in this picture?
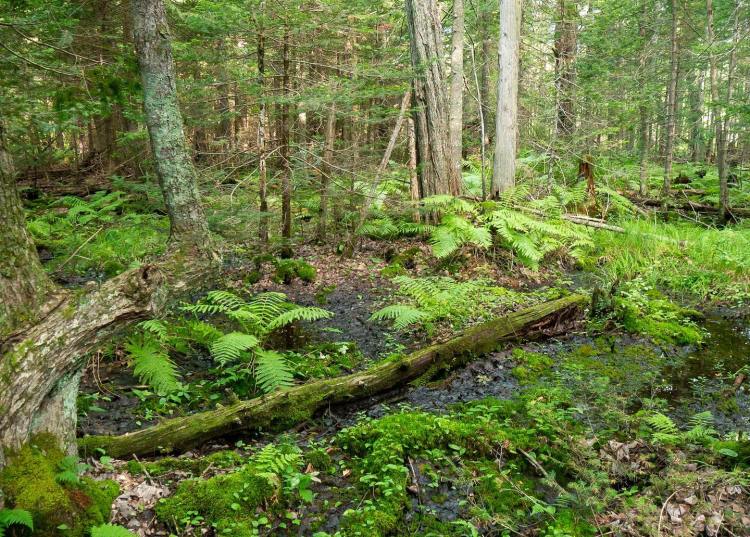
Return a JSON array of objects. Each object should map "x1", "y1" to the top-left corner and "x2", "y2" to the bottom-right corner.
[
  {"x1": 663, "y1": 0, "x2": 679, "y2": 192},
  {"x1": 449, "y1": 0, "x2": 465, "y2": 193},
  {"x1": 492, "y1": 0, "x2": 523, "y2": 196}
]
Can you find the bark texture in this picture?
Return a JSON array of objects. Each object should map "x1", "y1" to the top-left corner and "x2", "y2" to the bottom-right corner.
[
  {"x1": 554, "y1": 0, "x2": 577, "y2": 136},
  {"x1": 449, "y1": 0, "x2": 465, "y2": 192},
  {"x1": 257, "y1": 9, "x2": 269, "y2": 243},
  {"x1": 80, "y1": 294, "x2": 586, "y2": 458},
  {"x1": 663, "y1": 0, "x2": 679, "y2": 192},
  {"x1": 405, "y1": 0, "x2": 457, "y2": 197},
  {"x1": 492, "y1": 0, "x2": 523, "y2": 196},
  {"x1": 132, "y1": 0, "x2": 210, "y2": 248}
]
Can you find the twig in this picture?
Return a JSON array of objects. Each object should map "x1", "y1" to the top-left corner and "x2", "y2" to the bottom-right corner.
[
  {"x1": 52, "y1": 226, "x2": 103, "y2": 274},
  {"x1": 657, "y1": 489, "x2": 679, "y2": 536}
]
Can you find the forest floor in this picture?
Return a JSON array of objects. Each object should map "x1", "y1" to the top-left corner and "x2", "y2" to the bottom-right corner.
[{"x1": 8, "y1": 164, "x2": 750, "y2": 536}]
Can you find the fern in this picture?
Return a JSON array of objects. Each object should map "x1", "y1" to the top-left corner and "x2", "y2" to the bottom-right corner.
[
  {"x1": 55, "y1": 455, "x2": 87, "y2": 485},
  {"x1": 253, "y1": 443, "x2": 303, "y2": 476},
  {"x1": 0, "y1": 509, "x2": 33, "y2": 537},
  {"x1": 138, "y1": 319, "x2": 169, "y2": 342},
  {"x1": 255, "y1": 350, "x2": 294, "y2": 392},
  {"x1": 429, "y1": 214, "x2": 492, "y2": 258},
  {"x1": 210, "y1": 332, "x2": 259, "y2": 365},
  {"x1": 90, "y1": 524, "x2": 136, "y2": 537},
  {"x1": 266, "y1": 306, "x2": 333, "y2": 331},
  {"x1": 126, "y1": 334, "x2": 181, "y2": 394},
  {"x1": 369, "y1": 304, "x2": 430, "y2": 330}
]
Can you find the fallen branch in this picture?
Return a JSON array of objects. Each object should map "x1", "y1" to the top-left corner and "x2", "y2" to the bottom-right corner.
[{"x1": 79, "y1": 294, "x2": 587, "y2": 458}]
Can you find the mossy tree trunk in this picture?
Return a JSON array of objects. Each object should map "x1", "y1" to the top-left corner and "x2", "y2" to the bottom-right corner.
[
  {"x1": 132, "y1": 0, "x2": 211, "y2": 251},
  {"x1": 80, "y1": 294, "x2": 586, "y2": 458},
  {"x1": 1, "y1": 0, "x2": 217, "y2": 466}
]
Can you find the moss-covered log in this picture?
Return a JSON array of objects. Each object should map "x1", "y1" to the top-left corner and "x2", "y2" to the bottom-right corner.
[{"x1": 80, "y1": 293, "x2": 586, "y2": 459}]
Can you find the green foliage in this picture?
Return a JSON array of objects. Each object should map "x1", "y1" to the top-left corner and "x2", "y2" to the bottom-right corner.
[
  {"x1": 273, "y1": 259, "x2": 317, "y2": 284},
  {"x1": 89, "y1": 525, "x2": 136, "y2": 537},
  {"x1": 0, "y1": 509, "x2": 33, "y2": 537},
  {"x1": 370, "y1": 276, "x2": 527, "y2": 331},
  {"x1": 125, "y1": 333, "x2": 181, "y2": 395},
  {"x1": 254, "y1": 350, "x2": 295, "y2": 392},
  {"x1": 644, "y1": 412, "x2": 718, "y2": 446}
]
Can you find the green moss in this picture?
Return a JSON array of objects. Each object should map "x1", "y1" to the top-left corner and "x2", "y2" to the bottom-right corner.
[
  {"x1": 540, "y1": 508, "x2": 597, "y2": 536},
  {"x1": 272, "y1": 258, "x2": 317, "y2": 284},
  {"x1": 511, "y1": 348, "x2": 554, "y2": 382},
  {"x1": 126, "y1": 450, "x2": 244, "y2": 477},
  {"x1": 155, "y1": 465, "x2": 276, "y2": 532},
  {"x1": 0, "y1": 434, "x2": 119, "y2": 537}
]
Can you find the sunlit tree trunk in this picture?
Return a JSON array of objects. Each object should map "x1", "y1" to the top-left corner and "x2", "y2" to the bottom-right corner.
[
  {"x1": 280, "y1": 27, "x2": 293, "y2": 255},
  {"x1": 663, "y1": 0, "x2": 679, "y2": 193},
  {"x1": 132, "y1": 0, "x2": 211, "y2": 250},
  {"x1": 449, "y1": 0, "x2": 465, "y2": 193},
  {"x1": 405, "y1": 0, "x2": 456, "y2": 197},
  {"x1": 492, "y1": 0, "x2": 523, "y2": 196}
]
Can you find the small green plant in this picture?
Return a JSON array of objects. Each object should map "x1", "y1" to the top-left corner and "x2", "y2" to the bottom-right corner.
[
  {"x1": 89, "y1": 524, "x2": 136, "y2": 537},
  {"x1": 644, "y1": 411, "x2": 717, "y2": 446},
  {"x1": 0, "y1": 509, "x2": 33, "y2": 537},
  {"x1": 273, "y1": 259, "x2": 317, "y2": 284}
]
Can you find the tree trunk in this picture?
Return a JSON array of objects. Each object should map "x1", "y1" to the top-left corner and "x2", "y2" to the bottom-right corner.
[
  {"x1": 0, "y1": 117, "x2": 56, "y2": 338},
  {"x1": 405, "y1": 0, "x2": 456, "y2": 197},
  {"x1": 480, "y1": 10, "x2": 494, "y2": 147},
  {"x1": 280, "y1": 28, "x2": 293, "y2": 256},
  {"x1": 689, "y1": 71, "x2": 706, "y2": 163},
  {"x1": 637, "y1": 0, "x2": 649, "y2": 195},
  {"x1": 132, "y1": 0, "x2": 211, "y2": 250},
  {"x1": 491, "y1": 0, "x2": 523, "y2": 196},
  {"x1": 407, "y1": 116, "x2": 420, "y2": 219},
  {"x1": 663, "y1": 0, "x2": 679, "y2": 193},
  {"x1": 554, "y1": 0, "x2": 576, "y2": 136},
  {"x1": 317, "y1": 102, "x2": 336, "y2": 242},
  {"x1": 257, "y1": 8, "x2": 269, "y2": 243},
  {"x1": 449, "y1": 0, "x2": 465, "y2": 193},
  {"x1": 80, "y1": 294, "x2": 586, "y2": 458},
  {"x1": 716, "y1": 6, "x2": 739, "y2": 222},
  {"x1": 343, "y1": 91, "x2": 411, "y2": 257}
]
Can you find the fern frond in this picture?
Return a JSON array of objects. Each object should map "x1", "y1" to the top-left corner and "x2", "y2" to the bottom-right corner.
[
  {"x1": 255, "y1": 350, "x2": 294, "y2": 392},
  {"x1": 210, "y1": 332, "x2": 259, "y2": 365},
  {"x1": 138, "y1": 319, "x2": 169, "y2": 341},
  {"x1": 0, "y1": 509, "x2": 33, "y2": 533},
  {"x1": 370, "y1": 304, "x2": 430, "y2": 330},
  {"x1": 266, "y1": 306, "x2": 333, "y2": 331},
  {"x1": 253, "y1": 443, "x2": 302, "y2": 475},
  {"x1": 126, "y1": 335, "x2": 181, "y2": 394}
]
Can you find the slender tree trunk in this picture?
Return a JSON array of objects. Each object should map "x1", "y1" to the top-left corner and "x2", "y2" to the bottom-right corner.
[
  {"x1": 344, "y1": 91, "x2": 411, "y2": 256},
  {"x1": 407, "y1": 116, "x2": 420, "y2": 220},
  {"x1": 405, "y1": 0, "x2": 456, "y2": 197},
  {"x1": 470, "y1": 44, "x2": 488, "y2": 200},
  {"x1": 716, "y1": 6, "x2": 739, "y2": 221},
  {"x1": 132, "y1": 0, "x2": 211, "y2": 249},
  {"x1": 449, "y1": 0, "x2": 465, "y2": 193},
  {"x1": 554, "y1": 0, "x2": 577, "y2": 136},
  {"x1": 663, "y1": 0, "x2": 679, "y2": 193},
  {"x1": 492, "y1": 0, "x2": 523, "y2": 196},
  {"x1": 317, "y1": 102, "x2": 336, "y2": 242},
  {"x1": 637, "y1": 0, "x2": 649, "y2": 195},
  {"x1": 690, "y1": 71, "x2": 706, "y2": 162},
  {"x1": 257, "y1": 8, "x2": 269, "y2": 243},
  {"x1": 480, "y1": 11, "x2": 494, "y2": 147},
  {"x1": 280, "y1": 28, "x2": 292, "y2": 255}
]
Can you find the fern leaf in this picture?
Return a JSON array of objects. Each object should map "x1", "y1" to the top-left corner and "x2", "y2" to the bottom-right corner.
[
  {"x1": 126, "y1": 335, "x2": 181, "y2": 394},
  {"x1": 210, "y1": 332, "x2": 259, "y2": 365},
  {"x1": 90, "y1": 524, "x2": 137, "y2": 537},
  {"x1": 138, "y1": 319, "x2": 169, "y2": 341},
  {"x1": 266, "y1": 306, "x2": 333, "y2": 332},
  {"x1": 255, "y1": 350, "x2": 294, "y2": 392},
  {"x1": 0, "y1": 509, "x2": 33, "y2": 533},
  {"x1": 370, "y1": 304, "x2": 430, "y2": 330}
]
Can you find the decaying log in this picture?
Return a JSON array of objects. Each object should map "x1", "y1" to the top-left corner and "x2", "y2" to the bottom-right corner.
[{"x1": 79, "y1": 293, "x2": 587, "y2": 458}]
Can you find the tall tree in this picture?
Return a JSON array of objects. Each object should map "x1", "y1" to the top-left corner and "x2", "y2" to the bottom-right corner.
[
  {"x1": 449, "y1": 0, "x2": 465, "y2": 192},
  {"x1": 492, "y1": 0, "x2": 523, "y2": 196},
  {"x1": 256, "y1": 3, "x2": 269, "y2": 243},
  {"x1": 405, "y1": 0, "x2": 458, "y2": 197},
  {"x1": 554, "y1": 0, "x2": 577, "y2": 136},
  {"x1": 280, "y1": 26, "x2": 293, "y2": 255},
  {"x1": 663, "y1": 0, "x2": 679, "y2": 192}
]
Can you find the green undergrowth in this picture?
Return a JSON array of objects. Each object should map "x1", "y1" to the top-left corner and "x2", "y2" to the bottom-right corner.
[
  {"x1": 126, "y1": 449, "x2": 245, "y2": 477},
  {"x1": 0, "y1": 434, "x2": 119, "y2": 537}
]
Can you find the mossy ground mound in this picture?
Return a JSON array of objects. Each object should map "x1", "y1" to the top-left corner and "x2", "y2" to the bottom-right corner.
[{"x1": 0, "y1": 434, "x2": 119, "y2": 537}]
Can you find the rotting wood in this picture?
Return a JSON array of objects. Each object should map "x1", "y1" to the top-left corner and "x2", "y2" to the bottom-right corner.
[{"x1": 79, "y1": 293, "x2": 587, "y2": 458}]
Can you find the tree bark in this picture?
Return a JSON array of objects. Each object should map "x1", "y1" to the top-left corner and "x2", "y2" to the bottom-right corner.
[
  {"x1": 317, "y1": 102, "x2": 336, "y2": 242},
  {"x1": 554, "y1": 0, "x2": 577, "y2": 136},
  {"x1": 405, "y1": 0, "x2": 457, "y2": 197},
  {"x1": 80, "y1": 294, "x2": 586, "y2": 458},
  {"x1": 637, "y1": 0, "x2": 650, "y2": 195},
  {"x1": 132, "y1": 0, "x2": 211, "y2": 250},
  {"x1": 663, "y1": 0, "x2": 679, "y2": 193},
  {"x1": 256, "y1": 7, "x2": 269, "y2": 243},
  {"x1": 449, "y1": 0, "x2": 465, "y2": 192},
  {"x1": 280, "y1": 28, "x2": 293, "y2": 255},
  {"x1": 492, "y1": 0, "x2": 523, "y2": 196}
]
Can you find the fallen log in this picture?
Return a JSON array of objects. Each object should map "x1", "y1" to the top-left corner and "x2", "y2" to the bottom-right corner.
[
  {"x1": 79, "y1": 293, "x2": 587, "y2": 458},
  {"x1": 624, "y1": 194, "x2": 750, "y2": 218}
]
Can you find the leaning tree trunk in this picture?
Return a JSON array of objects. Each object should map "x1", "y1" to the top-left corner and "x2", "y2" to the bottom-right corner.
[
  {"x1": 80, "y1": 294, "x2": 586, "y2": 458},
  {"x1": 663, "y1": 0, "x2": 679, "y2": 193},
  {"x1": 492, "y1": 0, "x2": 523, "y2": 196},
  {"x1": 132, "y1": 0, "x2": 211, "y2": 250},
  {"x1": 1, "y1": 0, "x2": 217, "y2": 466},
  {"x1": 405, "y1": 0, "x2": 457, "y2": 198},
  {"x1": 448, "y1": 0, "x2": 465, "y2": 194}
]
